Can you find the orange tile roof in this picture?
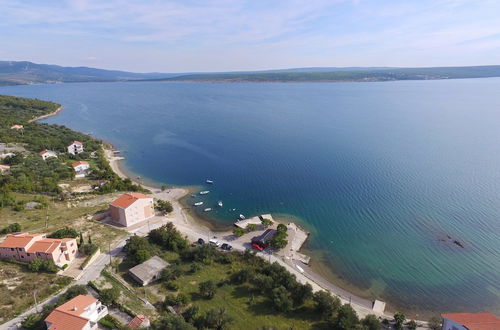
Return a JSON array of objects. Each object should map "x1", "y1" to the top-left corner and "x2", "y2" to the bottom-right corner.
[
  {"x1": 111, "y1": 193, "x2": 151, "y2": 209},
  {"x1": 128, "y1": 314, "x2": 149, "y2": 329},
  {"x1": 0, "y1": 233, "x2": 43, "y2": 249},
  {"x1": 0, "y1": 165, "x2": 10, "y2": 169},
  {"x1": 72, "y1": 161, "x2": 89, "y2": 168},
  {"x1": 27, "y1": 239, "x2": 61, "y2": 254},
  {"x1": 45, "y1": 310, "x2": 89, "y2": 330},
  {"x1": 68, "y1": 141, "x2": 83, "y2": 146},
  {"x1": 442, "y1": 313, "x2": 500, "y2": 330}
]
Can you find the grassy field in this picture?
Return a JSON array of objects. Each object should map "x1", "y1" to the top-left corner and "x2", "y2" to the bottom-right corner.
[
  {"x1": 0, "y1": 259, "x2": 72, "y2": 323},
  {"x1": 0, "y1": 192, "x2": 128, "y2": 248},
  {"x1": 116, "y1": 252, "x2": 318, "y2": 330}
]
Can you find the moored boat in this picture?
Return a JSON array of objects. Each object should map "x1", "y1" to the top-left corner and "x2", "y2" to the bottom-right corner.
[
  {"x1": 194, "y1": 202, "x2": 203, "y2": 206},
  {"x1": 206, "y1": 179, "x2": 214, "y2": 184},
  {"x1": 217, "y1": 201, "x2": 223, "y2": 207},
  {"x1": 204, "y1": 208, "x2": 212, "y2": 212},
  {"x1": 239, "y1": 214, "x2": 245, "y2": 220},
  {"x1": 200, "y1": 190, "x2": 210, "y2": 195}
]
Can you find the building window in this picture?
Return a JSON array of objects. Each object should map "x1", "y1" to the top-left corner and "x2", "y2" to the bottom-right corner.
[
  {"x1": 20, "y1": 255, "x2": 24, "y2": 258},
  {"x1": 27, "y1": 253, "x2": 30, "y2": 256},
  {"x1": 11, "y1": 248, "x2": 14, "y2": 251}
]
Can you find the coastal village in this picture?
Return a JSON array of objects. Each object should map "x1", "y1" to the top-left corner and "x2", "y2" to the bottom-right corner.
[{"x1": 1, "y1": 95, "x2": 499, "y2": 330}]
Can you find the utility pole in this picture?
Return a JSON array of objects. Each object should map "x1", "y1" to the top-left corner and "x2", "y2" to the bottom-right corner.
[
  {"x1": 109, "y1": 242, "x2": 112, "y2": 264},
  {"x1": 33, "y1": 291, "x2": 39, "y2": 313},
  {"x1": 45, "y1": 207, "x2": 48, "y2": 229}
]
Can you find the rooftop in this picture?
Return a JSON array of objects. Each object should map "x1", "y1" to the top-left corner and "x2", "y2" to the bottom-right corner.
[
  {"x1": 72, "y1": 161, "x2": 89, "y2": 167},
  {"x1": 128, "y1": 256, "x2": 169, "y2": 283},
  {"x1": 68, "y1": 141, "x2": 83, "y2": 146},
  {"x1": 0, "y1": 233, "x2": 44, "y2": 249},
  {"x1": 442, "y1": 312, "x2": 500, "y2": 330},
  {"x1": 45, "y1": 295, "x2": 97, "y2": 330},
  {"x1": 111, "y1": 192, "x2": 151, "y2": 209}
]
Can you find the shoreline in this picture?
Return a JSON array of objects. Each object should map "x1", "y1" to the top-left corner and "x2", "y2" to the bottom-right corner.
[
  {"x1": 28, "y1": 105, "x2": 64, "y2": 122},
  {"x1": 27, "y1": 100, "x2": 426, "y2": 322},
  {"x1": 102, "y1": 145, "x2": 403, "y2": 320}
]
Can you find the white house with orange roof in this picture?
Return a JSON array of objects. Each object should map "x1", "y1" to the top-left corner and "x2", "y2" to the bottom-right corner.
[
  {"x1": 39, "y1": 149, "x2": 58, "y2": 160},
  {"x1": 10, "y1": 124, "x2": 23, "y2": 130},
  {"x1": 109, "y1": 193, "x2": 155, "y2": 227},
  {"x1": 0, "y1": 232, "x2": 77, "y2": 267},
  {"x1": 72, "y1": 161, "x2": 90, "y2": 178},
  {"x1": 45, "y1": 295, "x2": 108, "y2": 330},
  {"x1": 67, "y1": 141, "x2": 84, "y2": 155}
]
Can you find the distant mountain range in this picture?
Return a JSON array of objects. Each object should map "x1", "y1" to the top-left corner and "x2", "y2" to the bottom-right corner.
[{"x1": 1, "y1": 61, "x2": 500, "y2": 85}]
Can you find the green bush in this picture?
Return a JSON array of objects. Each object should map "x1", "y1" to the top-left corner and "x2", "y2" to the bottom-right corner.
[
  {"x1": 48, "y1": 227, "x2": 79, "y2": 238},
  {"x1": 27, "y1": 259, "x2": 58, "y2": 273},
  {"x1": 99, "y1": 314, "x2": 122, "y2": 329},
  {"x1": 0, "y1": 222, "x2": 21, "y2": 234}
]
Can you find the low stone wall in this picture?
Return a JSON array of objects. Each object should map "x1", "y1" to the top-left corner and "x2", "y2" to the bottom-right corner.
[{"x1": 80, "y1": 248, "x2": 101, "y2": 270}]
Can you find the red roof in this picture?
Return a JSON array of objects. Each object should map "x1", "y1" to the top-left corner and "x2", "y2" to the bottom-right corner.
[
  {"x1": 68, "y1": 141, "x2": 83, "y2": 146},
  {"x1": 111, "y1": 193, "x2": 151, "y2": 209},
  {"x1": 0, "y1": 233, "x2": 44, "y2": 249},
  {"x1": 72, "y1": 161, "x2": 89, "y2": 168},
  {"x1": 442, "y1": 313, "x2": 500, "y2": 330},
  {"x1": 45, "y1": 295, "x2": 97, "y2": 330},
  {"x1": 128, "y1": 314, "x2": 150, "y2": 329}
]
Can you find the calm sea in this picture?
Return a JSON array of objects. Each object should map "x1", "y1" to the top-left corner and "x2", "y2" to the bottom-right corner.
[{"x1": 1, "y1": 79, "x2": 499, "y2": 314}]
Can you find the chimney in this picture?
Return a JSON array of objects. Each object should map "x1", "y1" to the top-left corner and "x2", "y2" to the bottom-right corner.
[{"x1": 72, "y1": 306, "x2": 78, "y2": 311}]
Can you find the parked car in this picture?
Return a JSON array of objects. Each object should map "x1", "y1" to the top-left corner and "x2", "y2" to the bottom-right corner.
[
  {"x1": 252, "y1": 243, "x2": 264, "y2": 251},
  {"x1": 197, "y1": 238, "x2": 205, "y2": 245},
  {"x1": 221, "y1": 243, "x2": 233, "y2": 251},
  {"x1": 209, "y1": 238, "x2": 220, "y2": 247}
]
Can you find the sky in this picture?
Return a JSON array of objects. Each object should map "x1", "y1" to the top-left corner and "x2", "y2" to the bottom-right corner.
[{"x1": 1, "y1": 0, "x2": 500, "y2": 72}]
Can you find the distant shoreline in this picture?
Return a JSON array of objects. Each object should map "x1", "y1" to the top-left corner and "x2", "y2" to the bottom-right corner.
[{"x1": 28, "y1": 105, "x2": 64, "y2": 122}]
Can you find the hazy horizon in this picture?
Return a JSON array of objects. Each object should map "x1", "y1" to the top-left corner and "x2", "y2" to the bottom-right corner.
[{"x1": 2, "y1": 0, "x2": 500, "y2": 72}]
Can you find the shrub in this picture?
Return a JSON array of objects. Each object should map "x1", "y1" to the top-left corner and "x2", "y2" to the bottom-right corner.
[
  {"x1": 99, "y1": 314, "x2": 122, "y2": 329},
  {"x1": 313, "y1": 290, "x2": 341, "y2": 319},
  {"x1": 165, "y1": 281, "x2": 180, "y2": 291},
  {"x1": 407, "y1": 320, "x2": 417, "y2": 330},
  {"x1": 27, "y1": 259, "x2": 58, "y2": 273},
  {"x1": 394, "y1": 312, "x2": 406, "y2": 330},
  {"x1": 333, "y1": 304, "x2": 359, "y2": 329},
  {"x1": 197, "y1": 307, "x2": 233, "y2": 330},
  {"x1": 155, "y1": 199, "x2": 173, "y2": 213},
  {"x1": 261, "y1": 218, "x2": 273, "y2": 227},
  {"x1": 199, "y1": 280, "x2": 217, "y2": 299},
  {"x1": 362, "y1": 314, "x2": 381, "y2": 330},
  {"x1": 271, "y1": 286, "x2": 293, "y2": 312},
  {"x1": 0, "y1": 222, "x2": 21, "y2": 234},
  {"x1": 99, "y1": 287, "x2": 120, "y2": 305},
  {"x1": 246, "y1": 224, "x2": 258, "y2": 232},
  {"x1": 48, "y1": 227, "x2": 78, "y2": 238},
  {"x1": 233, "y1": 227, "x2": 246, "y2": 237}
]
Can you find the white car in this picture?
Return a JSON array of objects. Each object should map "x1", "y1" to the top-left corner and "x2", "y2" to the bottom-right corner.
[{"x1": 208, "y1": 239, "x2": 220, "y2": 247}]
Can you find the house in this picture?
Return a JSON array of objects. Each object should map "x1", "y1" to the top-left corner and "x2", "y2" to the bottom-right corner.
[
  {"x1": 72, "y1": 161, "x2": 90, "y2": 178},
  {"x1": 251, "y1": 229, "x2": 277, "y2": 249},
  {"x1": 128, "y1": 256, "x2": 169, "y2": 286},
  {"x1": 441, "y1": 312, "x2": 500, "y2": 330},
  {"x1": 10, "y1": 124, "x2": 23, "y2": 130},
  {"x1": 0, "y1": 164, "x2": 10, "y2": 173},
  {"x1": 128, "y1": 314, "x2": 151, "y2": 329},
  {"x1": 109, "y1": 193, "x2": 155, "y2": 227},
  {"x1": 67, "y1": 141, "x2": 84, "y2": 155},
  {"x1": 45, "y1": 295, "x2": 108, "y2": 330},
  {"x1": 39, "y1": 149, "x2": 58, "y2": 160},
  {"x1": 0, "y1": 232, "x2": 78, "y2": 267}
]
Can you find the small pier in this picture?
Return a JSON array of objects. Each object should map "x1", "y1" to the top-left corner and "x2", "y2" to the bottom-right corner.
[{"x1": 234, "y1": 214, "x2": 274, "y2": 229}]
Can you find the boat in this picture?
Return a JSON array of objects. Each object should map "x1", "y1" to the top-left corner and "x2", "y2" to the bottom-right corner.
[
  {"x1": 194, "y1": 202, "x2": 204, "y2": 206},
  {"x1": 239, "y1": 214, "x2": 245, "y2": 220},
  {"x1": 217, "y1": 201, "x2": 223, "y2": 207},
  {"x1": 199, "y1": 190, "x2": 210, "y2": 195},
  {"x1": 206, "y1": 179, "x2": 214, "y2": 184},
  {"x1": 204, "y1": 208, "x2": 212, "y2": 212}
]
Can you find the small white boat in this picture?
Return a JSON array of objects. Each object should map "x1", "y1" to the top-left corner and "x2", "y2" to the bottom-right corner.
[
  {"x1": 194, "y1": 202, "x2": 204, "y2": 206},
  {"x1": 206, "y1": 180, "x2": 214, "y2": 184},
  {"x1": 239, "y1": 214, "x2": 245, "y2": 220},
  {"x1": 217, "y1": 201, "x2": 223, "y2": 207},
  {"x1": 200, "y1": 190, "x2": 210, "y2": 195},
  {"x1": 204, "y1": 208, "x2": 212, "y2": 212}
]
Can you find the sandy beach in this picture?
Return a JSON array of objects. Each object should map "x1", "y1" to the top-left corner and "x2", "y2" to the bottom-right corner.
[{"x1": 103, "y1": 147, "x2": 412, "y2": 322}]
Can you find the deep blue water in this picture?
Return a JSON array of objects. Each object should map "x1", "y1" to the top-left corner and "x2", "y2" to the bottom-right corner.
[{"x1": 1, "y1": 79, "x2": 499, "y2": 314}]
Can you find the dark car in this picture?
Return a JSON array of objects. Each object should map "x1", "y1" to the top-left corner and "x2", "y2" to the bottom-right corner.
[
  {"x1": 197, "y1": 238, "x2": 205, "y2": 245},
  {"x1": 221, "y1": 243, "x2": 233, "y2": 251}
]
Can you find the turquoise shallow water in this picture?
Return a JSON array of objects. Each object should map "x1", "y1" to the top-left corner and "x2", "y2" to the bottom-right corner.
[{"x1": 1, "y1": 79, "x2": 499, "y2": 314}]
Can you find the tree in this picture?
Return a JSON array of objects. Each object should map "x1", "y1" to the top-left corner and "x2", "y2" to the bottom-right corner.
[
  {"x1": 0, "y1": 222, "x2": 21, "y2": 234},
  {"x1": 407, "y1": 319, "x2": 417, "y2": 330},
  {"x1": 271, "y1": 286, "x2": 293, "y2": 312},
  {"x1": 394, "y1": 312, "x2": 406, "y2": 330},
  {"x1": 269, "y1": 231, "x2": 288, "y2": 249},
  {"x1": 199, "y1": 280, "x2": 217, "y2": 299},
  {"x1": 246, "y1": 223, "x2": 258, "y2": 232},
  {"x1": 148, "y1": 223, "x2": 188, "y2": 252},
  {"x1": 261, "y1": 218, "x2": 273, "y2": 228},
  {"x1": 152, "y1": 313, "x2": 196, "y2": 330},
  {"x1": 233, "y1": 227, "x2": 246, "y2": 237},
  {"x1": 277, "y1": 223, "x2": 287, "y2": 232},
  {"x1": 135, "y1": 249, "x2": 152, "y2": 263},
  {"x1": 161, "y1": 185, "x2": 167, "y2": 191},
  {"x1": 291, "y1": 282, "x2": 313, "y2": 307},
  {"x1": 99, "y1": 287, "x2": 120, "y2": 305},
  {"x1": 79, "y1": 232, "x2": 84, "y2": 246},
  {"x1": 199, "y1": 307, "x2": 233, "y2": 330},
  {"x1": 313, "y1": 291, "x2": 341, "y2": 319},
  {"x1": 361, "y1": 314, "x2": 381, "y2": 330},
  {"x1": 182, "y1": 305, "x2": 199, "y2": 324},
  {"x1": 155, "y1": 199, "x2": 173, "y2": 213},
  {"x1": 88, "y1": 234, "x2": 92, "y2": 245},
  {"x1": 333, "y1": 304, "x2": 359, "y2": 330},
  {"x1": 428, "y1": 316, "x2": 442, "y2": 330}
]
